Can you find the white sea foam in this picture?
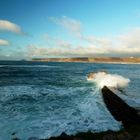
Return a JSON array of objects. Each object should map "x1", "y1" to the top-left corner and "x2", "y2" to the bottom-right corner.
[
  {"x1": 0, "y1": 85, "x2": 121, "y2": 139},
  {"x1": 88, "y1": 72, "x2": 130, "y2": 89}
]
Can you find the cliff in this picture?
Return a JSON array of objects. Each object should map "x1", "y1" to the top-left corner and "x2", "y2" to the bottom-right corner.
[{"x1": 32, "y1": 57, "x2": 140, "y2": 64}]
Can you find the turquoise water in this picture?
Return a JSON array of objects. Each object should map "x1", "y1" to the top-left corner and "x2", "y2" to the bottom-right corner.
[{"x1": 0, "y1": 61, "x2": 140, "y2": 140}]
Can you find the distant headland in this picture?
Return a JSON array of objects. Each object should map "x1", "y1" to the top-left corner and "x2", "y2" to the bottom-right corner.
[{"x1": 32, "y1": 57, "x2": 140, "y2": 64}]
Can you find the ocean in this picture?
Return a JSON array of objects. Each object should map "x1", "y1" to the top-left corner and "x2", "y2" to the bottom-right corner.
[{"x1": 0, "y1": 61, "x2": 140, "y2": 140}]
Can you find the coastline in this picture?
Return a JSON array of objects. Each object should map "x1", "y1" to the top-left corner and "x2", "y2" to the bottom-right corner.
[
  {"x1": 32, "y1": 61, "x2": 140, "y2": 65},
  {"x1": 32, "y1": 57, "x2": 140, "y2": 65},
  {"x1": 47, "y1": 125, "x2": 140, "y2": 140},
  {"x1": 22, "y1": 125, "x2": 140, "y2": 140},
  {"x1": 12, "y1": 125, "x2": 140, "y2": 140}
]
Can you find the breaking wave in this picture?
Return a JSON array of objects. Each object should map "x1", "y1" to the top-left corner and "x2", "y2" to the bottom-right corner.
[{"x1": 88, "y1": 72, "x2": 130, "y2": 89}]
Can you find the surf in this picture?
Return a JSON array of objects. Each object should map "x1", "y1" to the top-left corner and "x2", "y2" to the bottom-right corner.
[{"x1": 87, "y1": 71, "x2": 130, "y2": 90}]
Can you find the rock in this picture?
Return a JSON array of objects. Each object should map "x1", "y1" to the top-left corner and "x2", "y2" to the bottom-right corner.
[
  {"x1": 116, "y1": 132, "x2": 133, "y2": 140},
  {"x1": 48, "y1": 132, "x2": 74, "y2": 140},
  {"x1": 102, "y1": 134, "x2": 117, "y2": 140},
  {"x1": 102, "y1": 86, "x2": 140, "y2": 127}
]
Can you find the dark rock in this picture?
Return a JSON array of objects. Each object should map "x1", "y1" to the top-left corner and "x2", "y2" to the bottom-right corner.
[
  {"x1": 102, "y1": 134, "x2": 117, "y2": 140},
  {"x1": 116, "y1": 132, "x2": 133, "y2": 140},
  {"x1": 102, "y1": 86, "x2": 140, "y2": 127},
  {"x1": 48, "y1": 132, "x2": 74, "y2": 140}
]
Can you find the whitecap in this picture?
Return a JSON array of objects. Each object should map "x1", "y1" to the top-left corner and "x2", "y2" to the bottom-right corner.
[{"x1": 88, "y1": 72, "x2": 130, "y2": 90}]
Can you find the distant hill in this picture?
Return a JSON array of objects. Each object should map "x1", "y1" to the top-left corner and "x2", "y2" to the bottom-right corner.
[{"x1": 32, "y1": 57, "x2": 140, "y2": 64}]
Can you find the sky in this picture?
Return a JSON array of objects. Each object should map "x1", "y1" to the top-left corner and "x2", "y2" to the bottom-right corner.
[{"x1": 0, "y1": 0, "x2": 140, "y2": 60}]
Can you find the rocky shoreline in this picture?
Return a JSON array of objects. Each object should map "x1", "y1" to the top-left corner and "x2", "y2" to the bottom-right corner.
[
  {"x1": 47, "y1": 125, "x2": 140, "y2": 140},
  {"x1": 12, "y1": 125, "x2": 140, "y2": 140}
]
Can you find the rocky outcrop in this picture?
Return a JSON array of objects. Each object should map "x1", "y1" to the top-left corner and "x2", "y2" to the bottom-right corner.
[
  {"x1": 102, "y1": 86, "x2": 140, "y2": 127},
  {"x1": 45, "y1": 127, "x2": 140, "y2": 140}
]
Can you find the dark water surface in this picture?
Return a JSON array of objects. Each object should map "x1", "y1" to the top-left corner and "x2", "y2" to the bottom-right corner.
[{"x1": 0, "y1": 61, "x2": 140, "y2": 140}]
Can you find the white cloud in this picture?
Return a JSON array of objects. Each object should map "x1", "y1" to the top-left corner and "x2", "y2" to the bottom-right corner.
[
  {"x1": 118, "y1": 27, "x2": 140, "y2": 47},
  {"x1": 110, "y1": 27, "x2": 140, "y2": 55},
  {"x1": 80, "y1": 35, "x2": 112, "y2": 47},
  {"x1": 56, "y1": 39, "x2": 71, "y2": 48},
  {"x1": 25, "y1": 43, "x2": 108, "y2": 58},
  {"x1": 50, "y1": 16, "x2": 82, "y2": 36},
  {"x1": 0, "y1": 20, "x2": 23, "y2": 34},
  {"x1": 78, "y1": 27, "x2": 140, "y2": 56},
  {"x1": 26, "y1": 27, "x2": 140, "y2": 58},
  {"x1": 0, "y1": 39, "x2": 10, "y2": 46},
  {"x1": 27, "y1": 18, "x2": 140, "y2": 58}
]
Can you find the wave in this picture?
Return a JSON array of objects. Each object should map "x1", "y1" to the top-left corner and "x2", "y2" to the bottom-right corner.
[
  {"x1": 0, "y1": 85, "x2": 121, "y2": 139},
  {"x1": 87, "y1": 72, "x2": 130, "y2": 90}
]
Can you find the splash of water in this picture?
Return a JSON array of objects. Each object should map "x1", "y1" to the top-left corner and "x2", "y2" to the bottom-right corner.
[{"x1": 88, "y1": 72, "x2": 130, "y2": 89}]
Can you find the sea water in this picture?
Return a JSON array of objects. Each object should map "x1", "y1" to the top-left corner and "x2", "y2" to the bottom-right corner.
[{"x1": 0, "y1": 61, "x2": 140, "y2": 140}]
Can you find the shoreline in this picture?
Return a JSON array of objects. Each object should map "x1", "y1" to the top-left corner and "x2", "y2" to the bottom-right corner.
[
  {"x1": 18, "y1": 125, "x2": 140, "y2": 140},
  {"x1": 11, "y1": 125, "x2": 140, "y2": 140},
  {"x1": 32, "y1": 60, "x2": 140, "y2": 65},
  {"x1": 32, "y1": 57, "x2": 140, "y2": 65}
]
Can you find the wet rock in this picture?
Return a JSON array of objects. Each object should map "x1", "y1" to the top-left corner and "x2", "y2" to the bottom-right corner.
[
  {"x1": 102, "y1": 86, "x2": 140, "y2": 127},
  {"x1": 116, "y1": 132, "x2": 133, "y2": 140},
  {"x1": 48, "y1": 132, "x2": 74, "y2": 140},
  {"x1": 102, "y1": 134, "x2": 117, "y2": 140}
]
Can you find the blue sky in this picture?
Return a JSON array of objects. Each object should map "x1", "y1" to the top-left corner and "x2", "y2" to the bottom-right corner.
[{"x1": 0, "y1": 0, "x2": 140, "y2": 60}]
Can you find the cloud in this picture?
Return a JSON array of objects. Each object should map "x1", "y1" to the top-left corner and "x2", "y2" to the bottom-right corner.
[
  {"x1": 118, "y1": 27, "x2": 140, "y2": 47},
  {"x1": 80, "y1": 35, "x2": 112, "y2": 47},
  {"x1": 0, "y1": 39, "x2": 10, "y2": 46},
  {"x1": 27, "y1": 27, "x2": 140, "y2": 58},
  {"x1": 56, "y1": 39, "x2": 71, "y2": 48},
  {"x1": 0, "y1": 20, "x2": 23, "y2": 34},
  {"x1": 26, "y1": 18, "x2": 140, "y2": 58},
  {"x1": 110, "y1": 27, "x2": 140, "y2": 55},
  {"x1": 25, "y1": 43, "x2": 108, "y2": 58},
  {"x1": 78, "y1": 27, "x2": 140, "y2": 56},
  {"x1": 50, "y1": 16, "x2": 82, "y2": 36}
]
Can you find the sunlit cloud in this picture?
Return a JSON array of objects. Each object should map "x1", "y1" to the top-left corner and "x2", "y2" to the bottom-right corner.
[
  {"x1": 0, "y1": 20, "x2": 23, "y2": 34},
  {"x1": 20, "y1": 15, "x2": 140, "y2": 58},
  {"x1": 26, "y1": 27, "x2": 140, "y2": 58},
  {"x1": 0, "y1": 39, "x2": 10, "y2": 46}
]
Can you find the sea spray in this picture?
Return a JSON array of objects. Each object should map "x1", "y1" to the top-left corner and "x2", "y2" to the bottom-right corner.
[{"x1": 88, "y1": 72, "x2": 130, "y2": 89}]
